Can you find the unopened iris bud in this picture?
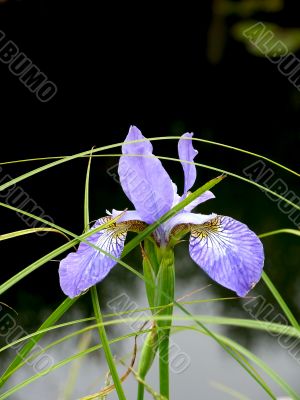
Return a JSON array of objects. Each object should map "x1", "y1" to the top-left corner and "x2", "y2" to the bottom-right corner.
[{"x1": 138, "y1": 323, "x2": 158, "y2": 380}]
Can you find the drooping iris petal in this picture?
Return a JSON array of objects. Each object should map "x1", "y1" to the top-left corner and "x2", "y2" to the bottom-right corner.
[
  {"x1": 165, "y1": 211, "x2": 216, "y2": 241},
  {"x1": 59, "y1": 217, "x2": 130, "y2": 298},
  {"x1": 189, "y1": 216, "x2": 264, "y2": 297},
  {"x1": 184, "y1": 190, "x2": 215, "y2": 212},
  {"x1": 118, "y1": 126, "x2": 174, "y2": 224},
  {"x1": 178, "y1": 132, "x2": 198, "y2": 194}
]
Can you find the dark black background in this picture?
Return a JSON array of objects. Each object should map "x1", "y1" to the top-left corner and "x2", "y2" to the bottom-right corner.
[
  {"x1": 0, "y1": 0, "x2": 299, "y2": 325},
  {"x1": 0, "y1": 1, "x2": 298, "y2": 160}
]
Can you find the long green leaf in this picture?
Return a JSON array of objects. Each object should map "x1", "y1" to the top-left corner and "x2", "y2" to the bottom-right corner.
[
  {"x1": 259, "y1": 229, "x2": 300, "y2": 238},
  {"x1": 0, "y1": 322, "x2": 285, "y2": 400},
  {"x1": 1, "y1": 136, "x2": 298, "y2": 177},
  {"x1": 262, "y1": 272, "x2": 300, "y2": 330},
  {"x1": 0, "y1": 330, "x2": 144, "y2": 400},
  {"x1": 0, "y1": 228, "x2": 69, "y2": 241},
  {"x1": 0, "y1": 220, "x2": 121, "y2": 296},
  {"x1": 91, "y1": 288, "x2": 126, "y2": 400},
  {"x1": 2, "y1": 313, "x2": 300, "y2": 358},
  {"x1": 178, "y1": 325, "x2": 300, "y2": 400},
  {"x1": 0, "y1": 140, "x2": 298, "y2": 212},
  {"x1": 3, "y1": 311, "x2": 297, "y2": 398},
  {"x1": 0, "y1": 297, "x2": 76, "y2": 386},
  {"x1": 84, "y1": 150, "x2": 126, "y2": 399},
  {"x1": 257, "y1": 230, "x2": 300, "y2": 330}
]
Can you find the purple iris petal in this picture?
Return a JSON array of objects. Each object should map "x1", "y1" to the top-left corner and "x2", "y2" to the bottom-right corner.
[
  {"x1": 171, "y1": 182, "x2": 181, "y2": 207},
  {"x1": 111, "y1": 209, "x2": 144, "y2": 223},
  {"x1": 118, "y1": 126, "x2": 174, "y2": 224},
  {"x1": 165, "y1": 211, "x2": 216, "y2": 240},
  {"x1": 178, "y1": 132, "x2": 198, "y2": 194},
  {"x1": 184, "y1": 190, "x2": 215, "y2": 212},
  {"x1": 59, "y1": 217, "x2": 126, "y2": 298},
  {"x1": 189, "y1": 216, "x2": 264, "y2": 296}
]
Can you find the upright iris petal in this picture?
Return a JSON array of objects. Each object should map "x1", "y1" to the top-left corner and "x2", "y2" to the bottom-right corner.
[
  {"x1": 178, "y1": 132, "x2": 214, "y2": 210},
  {"x1": 118, "y1": 126, "x2": 174, "y2": 224},
  {"x1": 178, "y1": 132, "x2": 198, "y2": 194}
]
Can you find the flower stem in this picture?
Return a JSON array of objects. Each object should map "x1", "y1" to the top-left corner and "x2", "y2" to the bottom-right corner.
[
  {"x1": 159, "y1": 332, "x2": 170, "y2": 399},
  {"x1": 137, "y1": 382, "x2": 145, "y2": 400},
  {"x1": 156, "y1": 248, "x2": 175, "y2": 400},
  {"x1": 91, "y1": 286, "x2": 126, "y2": 400}
]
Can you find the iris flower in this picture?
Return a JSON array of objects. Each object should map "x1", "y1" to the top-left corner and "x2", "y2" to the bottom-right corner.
[{"x1": 59, "y1": 126, "x2": 264, "y2": 298}]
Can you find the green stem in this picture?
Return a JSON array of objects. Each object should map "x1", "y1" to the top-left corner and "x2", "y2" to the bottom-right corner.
[
  {"x1": 137, "y1": 382, "x2": 145, "y2": 400},
  {"x1": 155, "y1": 249, "x2": 175, "y2": 400},
  {"x1": 159, "y1": 333, "x2": 170, "y2": 399},
  {"x1": 90, "y1": 286, "x2": 126, "y2": 400}
]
